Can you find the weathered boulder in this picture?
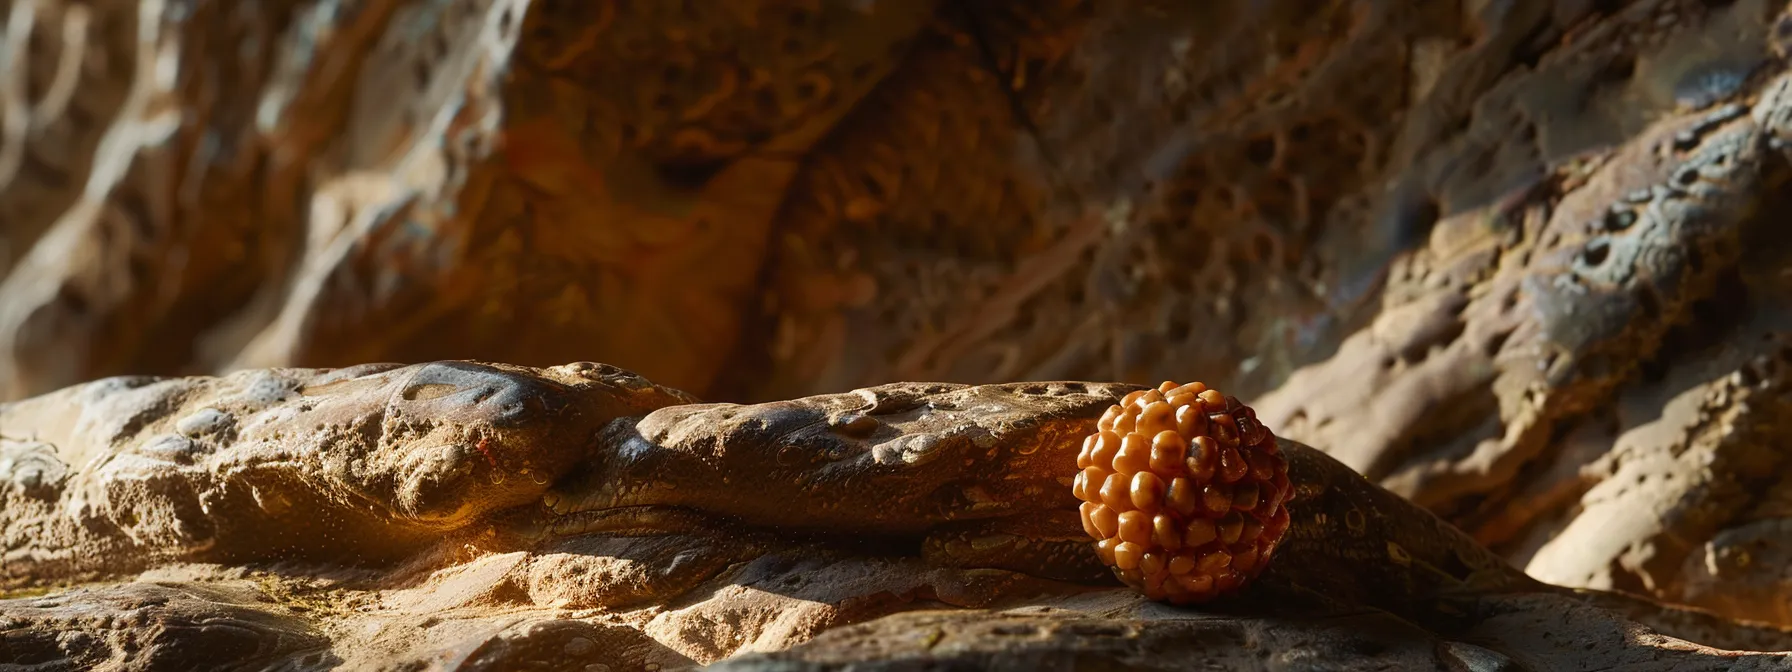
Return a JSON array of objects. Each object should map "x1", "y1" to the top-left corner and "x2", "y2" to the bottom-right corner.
[{"x1": 3, "y1": 364, "x2": 1790, "y2": 669}]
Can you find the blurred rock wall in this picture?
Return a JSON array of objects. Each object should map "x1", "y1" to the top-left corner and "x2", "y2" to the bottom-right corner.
[{"x1": 4, "y1": 0, "x2": 1792, "y2": 623}]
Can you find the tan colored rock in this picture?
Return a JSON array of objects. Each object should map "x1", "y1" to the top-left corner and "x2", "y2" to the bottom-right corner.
[
  {"x1": 6, "y1": 0, "x2": 1792, "y2": 668},
  {"x1": 0, "y1": 360, "x2": 692, "y2": 581},
  {"x1": 710, "y1": 599, "x2": 1792, "y2": 672},
  {"x1": 4, "y1": 363, "x2": 1790, "y2": 669}
]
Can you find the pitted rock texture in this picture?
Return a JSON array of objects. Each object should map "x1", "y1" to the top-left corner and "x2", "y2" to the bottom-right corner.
[
  {"x1": 4, "y1": 363, "x2": 1792, "y2": 670},
  {"x1": 7, "y1": 0, "x2": 1792, "y2": 668},
  {"x1": 1252, "y1": 10, "x2": 1792, "y2": 624},
  {"x1": 708, "y1": 601, "x2": 1792, "y2": 672},
  {"x1": 0, "y1": 582, "x2": 335, "y2": 670},
  {"x1": 0, "y1": 360, "x2": 694, "y2": 582}
]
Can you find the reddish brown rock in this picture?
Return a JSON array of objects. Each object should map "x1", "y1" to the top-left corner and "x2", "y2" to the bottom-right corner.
[
  {"x1": 4, "y1": 364, "x2": 1790, "y2": 670},
  {"x1": 6, "y1": 0, "x2": 1792, "y2": 668}
]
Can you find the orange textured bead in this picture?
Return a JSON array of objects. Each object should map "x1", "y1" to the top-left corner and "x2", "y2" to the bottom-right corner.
[{"x1": 1072, "y1": 381, "x2": 1294, "y2": 604}]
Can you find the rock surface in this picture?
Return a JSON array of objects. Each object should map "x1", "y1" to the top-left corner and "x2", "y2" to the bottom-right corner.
[
  {"x1": 6, "y1": 0, "x2": 1792, "y2": 669},
  {"x1": 4, "y1": 364, "x2": 1792, "y2": 669}
]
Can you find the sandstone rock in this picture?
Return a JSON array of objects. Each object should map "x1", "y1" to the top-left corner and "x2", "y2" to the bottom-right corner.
[
  {"x1": 1, "y1": 365, "x2": 1788, "y2": 669},
  {"x1": 6, "y1": 0, "x2": 1792, "y2": 669},
  {"x1": 0, "y1": 360, "x2": 692, "y2": 581},
  {"x1": 710, "y1": 602, "x2": 1792, "y2": 672}
]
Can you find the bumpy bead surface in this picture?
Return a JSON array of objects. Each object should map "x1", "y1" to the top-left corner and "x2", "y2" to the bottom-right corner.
[{"x1": 1074, "y1": 381, "x2": 1292, "y2": 604}]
